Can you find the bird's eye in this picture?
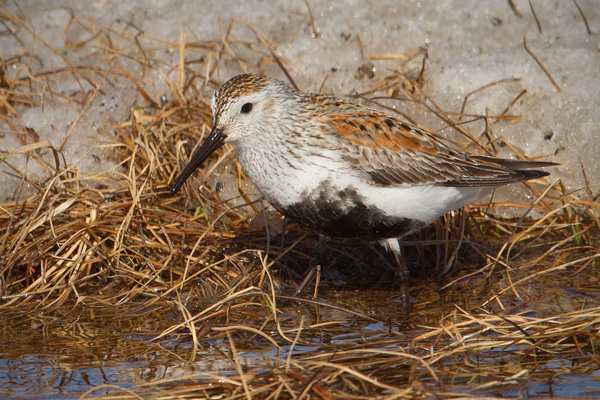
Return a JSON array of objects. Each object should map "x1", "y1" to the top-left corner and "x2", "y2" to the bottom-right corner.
[{"x1": 240, "y1": 103, "x2": 253, "y2": 114}]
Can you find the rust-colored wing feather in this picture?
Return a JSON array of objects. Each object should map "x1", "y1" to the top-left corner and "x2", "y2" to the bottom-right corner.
[{"x1": 309, "y1": 95, "x2": 554, "y2": 187}]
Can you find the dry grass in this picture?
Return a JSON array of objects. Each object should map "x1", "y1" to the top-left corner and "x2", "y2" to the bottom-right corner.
[{"x1": 1, "y1": 4, "x2": 599, "y2": 399}]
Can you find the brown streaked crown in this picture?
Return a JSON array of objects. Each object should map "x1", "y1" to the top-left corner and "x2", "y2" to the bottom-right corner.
[{"x1": 212, "y1": 74, "x2": 270, "y2": 116}]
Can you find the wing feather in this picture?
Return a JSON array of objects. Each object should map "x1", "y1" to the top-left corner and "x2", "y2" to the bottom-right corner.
[{"x1": 308, "y1": 95, "x2": 555, "y2": 187}]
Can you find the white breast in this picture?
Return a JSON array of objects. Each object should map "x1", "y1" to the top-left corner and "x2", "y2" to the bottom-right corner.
[{"x1": 235, "y1": 146, "x2": 347, "y2": 206}]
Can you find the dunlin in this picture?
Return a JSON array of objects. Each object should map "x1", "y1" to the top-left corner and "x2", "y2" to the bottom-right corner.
[{"x1": 171, "y1": 74, "x2": 556, "y2": 305}]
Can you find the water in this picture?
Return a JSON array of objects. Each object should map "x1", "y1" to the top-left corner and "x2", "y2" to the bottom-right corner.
[{"x1": 1, "y1": 281, "x2": 599, "y2": 398}]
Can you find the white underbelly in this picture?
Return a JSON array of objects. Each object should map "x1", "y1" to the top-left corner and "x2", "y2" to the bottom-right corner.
[{"x1": 237, "y1": 146, "x2": 494, "y2": 223}]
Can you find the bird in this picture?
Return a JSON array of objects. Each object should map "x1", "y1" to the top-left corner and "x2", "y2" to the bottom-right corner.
[{"x1": 170, "y1": 73, "x2": 556, "y2": 307}]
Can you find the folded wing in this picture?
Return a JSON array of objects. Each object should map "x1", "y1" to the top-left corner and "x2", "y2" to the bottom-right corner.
[{"x1": 312, "y1": 97, "x2": 555, "y2": 188}]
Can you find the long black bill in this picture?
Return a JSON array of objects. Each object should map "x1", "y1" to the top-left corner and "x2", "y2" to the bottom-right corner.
[{"x1": 170, "y1": 127, "x2": 226, "y2": 195}]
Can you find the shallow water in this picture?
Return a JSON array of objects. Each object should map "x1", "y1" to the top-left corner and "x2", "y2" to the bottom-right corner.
[
  {"x1": 3, "y1": 345, "x2": 598, "y2": 399},
  {"x1": 1, "y1": 278, "x2": 599, "y2": 399}
]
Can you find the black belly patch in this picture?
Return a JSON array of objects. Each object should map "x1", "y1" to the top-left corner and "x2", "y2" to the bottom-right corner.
[{"x1": 279, "y1": 183, "x2": 424, "y2": 239}]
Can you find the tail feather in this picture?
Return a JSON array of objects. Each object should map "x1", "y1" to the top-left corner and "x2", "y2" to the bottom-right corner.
[
  {"x1": 438, "y1": 155, "x2": 557, "y2": 187},
  {"x1": 472, "y1": 155, "x2": 559, "y2": 170}
]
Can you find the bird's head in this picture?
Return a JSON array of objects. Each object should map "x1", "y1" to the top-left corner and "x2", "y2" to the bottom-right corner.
[{"x1": 170, "y1": 74, "x2": 298, "y2": 195}]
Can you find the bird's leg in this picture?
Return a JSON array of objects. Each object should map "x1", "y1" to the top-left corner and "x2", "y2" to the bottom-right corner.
[
  {"x1": 294, "y1": 234, "x2": 326, "y2": 298},
  {"x1": 316, "y1": 233, "x2": 326, "y2": 261},
  {"x1": 279, "y1": 215, "x2": 288, "y2": 248},
  {"x1": 382, "y1": 238, "x2": 412, "y2": 314},
  {"x1": 259, "y1": 197, "x2": 271, "y2": 260}
]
